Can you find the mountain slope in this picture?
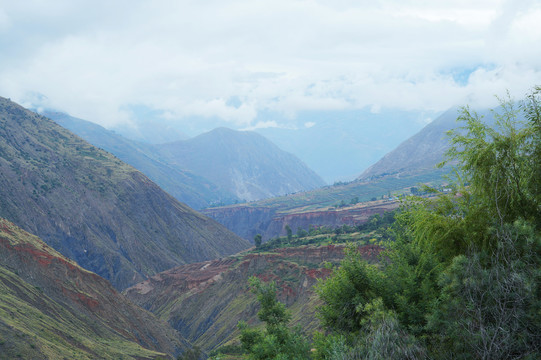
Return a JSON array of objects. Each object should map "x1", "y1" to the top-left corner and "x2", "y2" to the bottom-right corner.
[
  {"x1": 357, "y1": 108, "x2": 460, "y2": 181},
  {"x1": 0, "y1": 218, "x2": 188, "y2": 359},
  {"x1": 44, "y1": 111, "x2": 238, "y2": 209},
  {"x1": 0, "y1": 97, "x2": 249, "y2": 289},
  {"x1": 125, "y1": 243, "x2": 383, "y2": 353},
  {"x1": 156, "y1": 127, "x2": 326, "y2": 202}
]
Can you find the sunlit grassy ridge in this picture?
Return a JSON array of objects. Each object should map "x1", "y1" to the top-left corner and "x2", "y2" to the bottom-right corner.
[
  {"x1": 0, "y1": 265, "x2": 166, "y2": 359},
  {"x1": 0, "y1": 218, "x2": 188, "y2": 359}
]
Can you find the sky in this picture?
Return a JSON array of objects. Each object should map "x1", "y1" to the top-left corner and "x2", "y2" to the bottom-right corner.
[{"x1": 1, "y1": 0, "x2": 541, "y2": 135}]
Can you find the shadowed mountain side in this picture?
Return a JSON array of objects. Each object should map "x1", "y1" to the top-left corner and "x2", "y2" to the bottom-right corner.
[
  {"x1": 0, "y1": 97, "x2": 250, "y2": 290},
  {"x1": 44, "y1": 111, "x2": 238, "y2": 209},
  {"x1": 156, "y1": 127, "x2": 326, "y2": 202},
  {"x1": 0, "y1": 218, "x2": 189, "y2": 359}
]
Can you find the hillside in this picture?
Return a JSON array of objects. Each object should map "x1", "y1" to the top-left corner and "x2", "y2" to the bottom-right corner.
[
  {"x1": 201, "y1": 109, "x2": 467, "y2": 240},
  {"x1": 203, "y1": 198, "x2": 400, "y2": 241},
  {"x1": 125, "y1": 242, "x2": 383, "y2": 353},
  {"x1": 44, "y1": 111, "x2": 238, "y2": 209},
  {"x1": 156, "y1": 127, "x2": 326, "y2": 202},
  {"x1": 0, "y1": 218, "x2": 188, "y2": 359},
  {"x1": 357, "y1": 107, "x2": 461, "y2": 181},
  {"x1": 202, "y1": 167, "x2": 448, "y2": 240},
  {"x1": 0, "y1": 97, "x2": 249, "y2": 289}
]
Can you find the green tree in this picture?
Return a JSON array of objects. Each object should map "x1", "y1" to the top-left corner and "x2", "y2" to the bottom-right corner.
[
  {"x1": 285, "y1": 225, "x2": 293, "y2": 242},
  {"x1": 239, "y1": 277, "x2": 311, "y2": 359},
  {"x1": 296, "y1": 227, "x2": 308, "y2": 238},
  {"x1": 315, "y1": 89, "x2": 541, "y2": 359},
  {"x1": 177, "y1": 346, "x2": 201, "y2": 360},
  {"x1": 254, "y1": 234, "x2": 262, "y2": 248}
]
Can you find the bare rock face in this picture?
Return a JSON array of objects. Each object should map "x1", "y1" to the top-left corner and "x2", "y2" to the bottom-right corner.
[
  {"x1": 0, "y1": 97, "x2": 249, "y2": 290},
  {"x1": 203, "y1": 201, "x2": 399, "y2": 241}
]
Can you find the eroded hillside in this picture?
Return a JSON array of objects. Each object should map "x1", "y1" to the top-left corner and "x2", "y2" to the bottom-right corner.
[
  {"x1": 0, "y1": 218, "x2": 188, "y2": 359},
  {"x1": 125, "y1": 243, "x2": 382, "y2": 353}
]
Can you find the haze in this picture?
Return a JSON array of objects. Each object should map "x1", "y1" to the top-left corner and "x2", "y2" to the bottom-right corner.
[{"x1": 1, "y1": 0, "x2": 540, "y2": 181}]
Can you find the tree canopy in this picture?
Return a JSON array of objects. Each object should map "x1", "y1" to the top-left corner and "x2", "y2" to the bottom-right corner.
[{"x1": 315, "y1": 88, "x2": 541, "y2": 359}]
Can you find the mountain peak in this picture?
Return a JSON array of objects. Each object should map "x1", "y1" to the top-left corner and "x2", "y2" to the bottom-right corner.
[{"x1": 157, "y1": 127, "x2": 325, "y2": 202}]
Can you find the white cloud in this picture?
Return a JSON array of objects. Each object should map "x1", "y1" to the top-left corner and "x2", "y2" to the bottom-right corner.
[{"x1": 0, "y1": 0, "x2": 540, "y2": 130}]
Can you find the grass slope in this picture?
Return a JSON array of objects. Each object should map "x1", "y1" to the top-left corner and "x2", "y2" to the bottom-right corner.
[{"x1": 0, "y1": 218, "x2": 189, "y2": 359}]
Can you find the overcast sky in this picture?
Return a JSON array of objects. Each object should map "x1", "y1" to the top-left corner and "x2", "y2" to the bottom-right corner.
[{"x1": 1, "y1": 0, "x2": 540, "y2": 132}]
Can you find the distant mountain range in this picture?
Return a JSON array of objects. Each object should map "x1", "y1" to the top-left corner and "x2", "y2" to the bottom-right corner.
[
  {"x1": 256, "y1": 108, "x2": 434, "y2": 182},
  {"x1": 357, "y1": 107, "x2": 495, "y2": 181},
  {"x1": 0, "y1": 97, "x2": 249, "y2": 289},
  {"x1": 203, "y1": 107, "x2": 473, "y2": 240},
  {"x1": 45, "y1": 110, "x2": 238, "y2": 209},
  {"x1": 155, "y1": 127, "x2": 325, "y2": 202},
  {"x1": 43, "y1": 111, "x2": 325, "y2": 207},
  {"x1": 0, "y1": 217, "x2": 187, "y2": 359}
]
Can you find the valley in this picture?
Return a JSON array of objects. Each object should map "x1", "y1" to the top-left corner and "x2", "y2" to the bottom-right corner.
[
  {"x1": 2, "y1": 91, "x2": 538, "y2": 360},
  {"x1": 124, "y1": 240, "x2": 384, "y2": 353}
]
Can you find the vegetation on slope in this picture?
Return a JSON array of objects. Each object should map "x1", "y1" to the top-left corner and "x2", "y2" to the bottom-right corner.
[
  {"x1": 254, "y1": 210, "x2": 397, "y2": 252},
  {"x1": 217, "y1": 89, "x2": 541, "y2": 359},
  {"x1": 45, "y1": 110, "x2": 239, "y2": 209},
  {"x1": 0, "y1": 97, "x2": 249, "y2": 289},
  {"x1": 0, "y1": 218, "x2": 188, "y2": 359},
  {"x1": 125, "y1": 211, "x2": 393, "y2": 357}
]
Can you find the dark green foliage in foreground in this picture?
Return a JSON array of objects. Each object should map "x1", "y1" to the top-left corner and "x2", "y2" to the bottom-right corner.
[
  {"x1": 315, "y1": 89, "x2": 541, "y2": 359},
  {"x1": 239, "y1": 277, "x2": 311, "y2": 359}
]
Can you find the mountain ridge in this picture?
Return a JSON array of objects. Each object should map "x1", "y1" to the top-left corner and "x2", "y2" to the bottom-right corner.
[
  {"x1": 0, "y1": 97, "x2": 249, "y2": 290},
  {"x1": 43, "y1": 110, "x2": 325, "y2": 207},
  {"x1": 0, "y1": 217, "x2": 188, "y2": 359},
  {"x1": 44, "y1": 110, "x2": 238, "y2": 209},
  {"x1": 156, "y1": 127, "x2": 326, "y2": 202}
]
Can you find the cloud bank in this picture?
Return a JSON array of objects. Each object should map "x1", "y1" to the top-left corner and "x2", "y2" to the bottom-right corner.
[{"x1": 1, "y1": 0, "x2": 540, "y2": 130}]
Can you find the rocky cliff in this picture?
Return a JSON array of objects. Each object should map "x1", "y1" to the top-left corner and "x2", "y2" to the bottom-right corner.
[{"x1": 203, "y1": 201, "x2": 399, "y2": 241}]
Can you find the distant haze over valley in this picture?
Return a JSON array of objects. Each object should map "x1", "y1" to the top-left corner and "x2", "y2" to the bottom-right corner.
[{"x1": 34, "y1": 96, "x2": 436, "y2": 183}]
